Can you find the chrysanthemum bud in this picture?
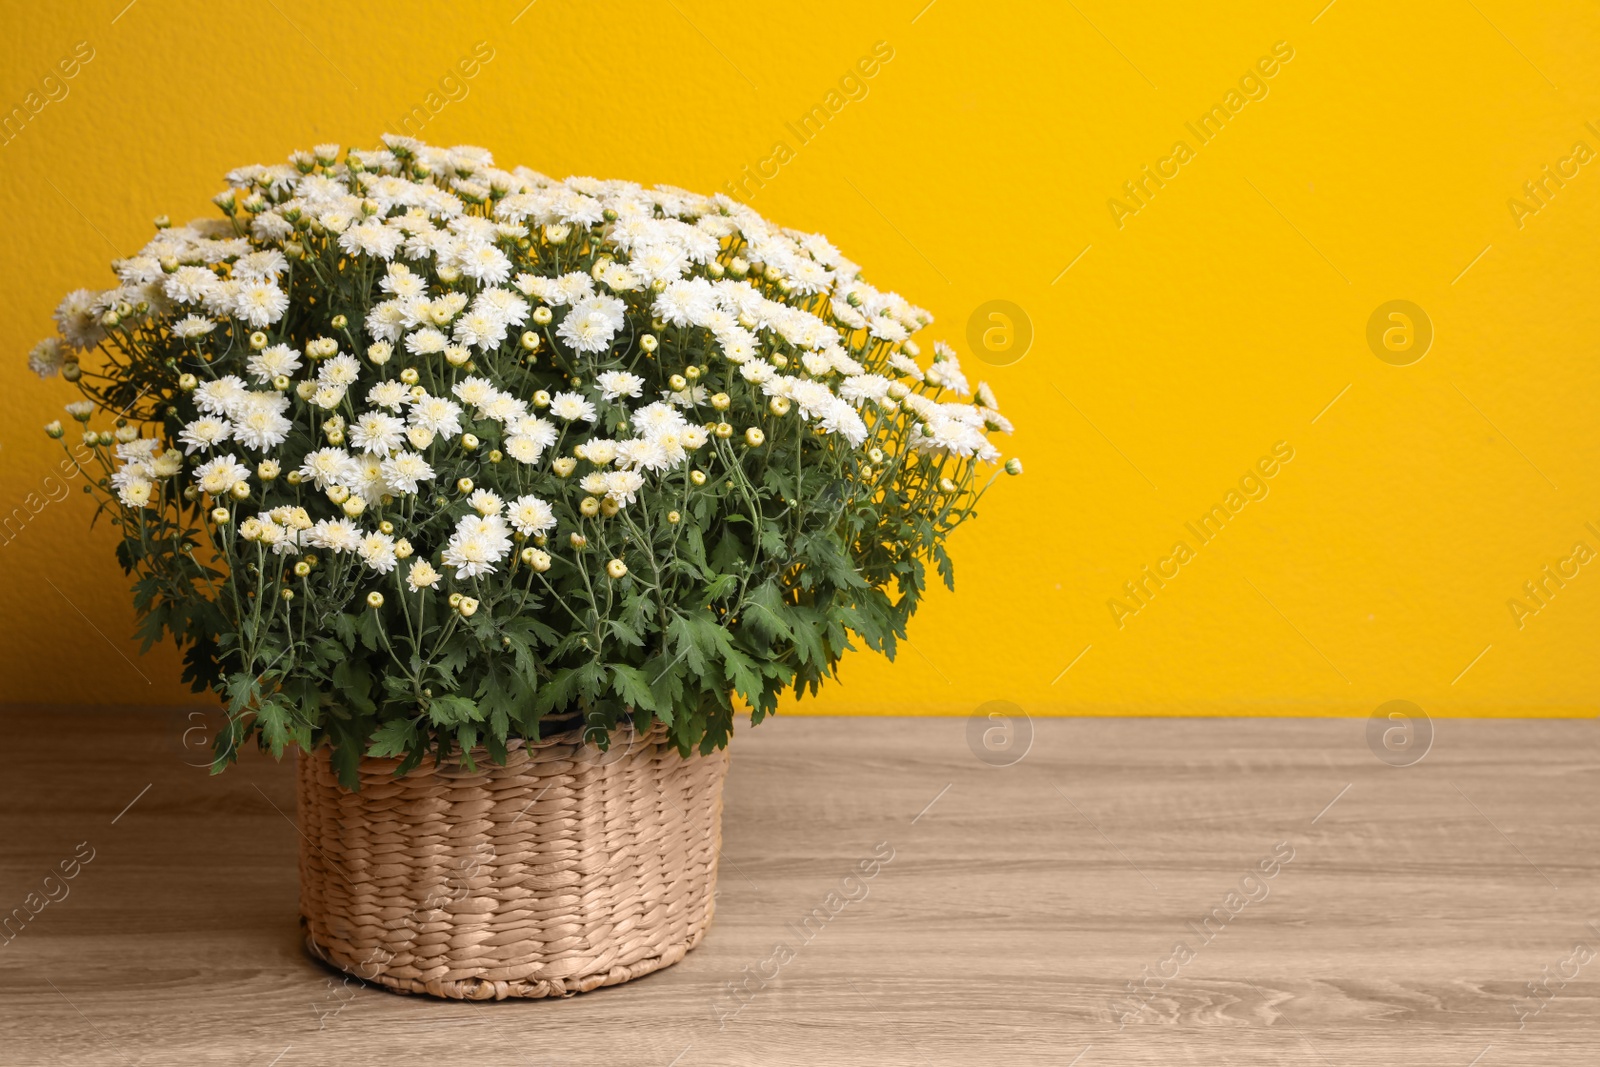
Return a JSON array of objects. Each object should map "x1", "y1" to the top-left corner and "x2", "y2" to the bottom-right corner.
[
  {"x1": 367, "y1": 591, "x2": 384, "y2": 609},
  {"x1": 153, "y1": 215, "x2": 170, "y2": 229},
  {"x1": 458, "y1": 596, "x2": 479, "y2": 617},
  {"x1": 684, "y1": 365, "x2": 700, "y2": 380},
  {"x1": 940, "y1": 477, "x2": 958, "y2": 493},
  {"x1": 1005, "y1": 457, "x2": 1024, "y2": 475},
  {"x1": 552, "y1": 457, "x2": 576, "y2": 477},
  {"x1": 44, "y1": 420, "x2": 64, "y2": 438},
  {"x1": 532, "y1": 307, "x2": 552, "y2": 326},
  {"x1": 667, "y1": 510, "x2": 681, "y2": 524},
  {"x1": 744, "y1": 427, "x2": 765, "y2": 447},
  {"x1": 331, "y1": 314, "x2": 348, "y2": 330},
  {"x1": 640, "y1": 334, "x2": 658, "y2": 353},
  {"x1": 366, "y1": 341, "x2": 392, "y2": 365},
  {"x1": 281, "y1": 588, "x2": 295, "y2": 602},
  {"x1": 533, "y1": 390, "x2": 551, "y2": 408},
  {"x1": 457, "y1": 477, "x2": 473, "y2": 494},
  {"x1": 230, "y1": 481, "x2": 250, "y2": 501},
  {"x1": 211, "y1": 507, "x2": 230, "y2": 524},
  {"x1": 461, "y1": 433, "x2": 479, "y2": 451},
  {"x1": 600, "y1": 497, "x2": 620, "y2": 517},
  {"x1": 399, "y1": 368, "x2": 419, "y2": 385},
  {"x1": 449, "y1": 592, "x2": 463, "y2": 608},
  {"x1": 342, "y1": 498, "x2": 365, "y2": 518},
  {"x1": 570, "y1": 532, "x2": 587, "y2": 549},
  {"x1": 295, "y1": 381, "x2": 316, "y2": 400},
  {"x1": 520, "y1": 330, "x2": 540, "y2": 351},
  {"x1": 669, "y1": 374, "x2": 687, "y2": 392},
  {"x1": 488, "y1": 449, "x2": 503, "y2": 464},
  {"x1": 710, "y1": 393, "x2": 731, "y2": 411},
  {"x1": 580, "y1": 496, "x2": 600, "y2": 517},
  {"x1": 606, "y1": 559, "x2": 628, "y2": 579},
  {"x1": 868, "y1": 448, "x2": 885, "y2": 464},
  {"x1": 769, "y1": 397, "x2": 791, "y2": 416},
  {"x1": 395, "y1": 538, "x2": 413, "y2": 559},
  {"x1": 690, "y1": 470, "x2": 707, "y2": 486}
]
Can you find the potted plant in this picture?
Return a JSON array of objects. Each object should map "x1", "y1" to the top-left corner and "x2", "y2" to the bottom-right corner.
[{"x1": 29, "y1": 136, "x2": 1020, "y2": 1000}]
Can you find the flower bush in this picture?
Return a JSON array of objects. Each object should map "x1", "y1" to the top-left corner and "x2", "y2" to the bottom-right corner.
[{"x1": 31, "y1": 137, "x2": 1019, "y2": 784}]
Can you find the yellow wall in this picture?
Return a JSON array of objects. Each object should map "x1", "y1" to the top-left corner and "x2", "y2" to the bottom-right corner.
[{"x1": 2, "y1": 0, "x2": 1596, "y2": 717}]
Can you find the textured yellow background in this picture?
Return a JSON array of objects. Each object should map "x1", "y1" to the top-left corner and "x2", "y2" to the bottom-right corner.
[{"x1": 1, "y1": 0, "x2": 1595, "y2": 718}]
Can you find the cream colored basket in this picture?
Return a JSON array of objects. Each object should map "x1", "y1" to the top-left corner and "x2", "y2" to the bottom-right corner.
[{"x1": 295, "y1": 723, "x2": 728, "y2": 1000}]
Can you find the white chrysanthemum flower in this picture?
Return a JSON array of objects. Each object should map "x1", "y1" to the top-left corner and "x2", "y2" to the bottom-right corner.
[
  {"x1": 548, "y1": 391, "x2": 597, "y2": 422},
  {"x1": 454, "y1": 309, "x2": 508, "y2": 351},
  {"x1": 232, "y1": 281, "x2": 289, "y2": 327},
  {"x1": 231, "y1": 393, "x2": 293, "y2": 451},
  {"x1": 310, "y1": 384, "x2": 346, "y2": 409},
  {"x1": 457, "y1": 243, "x2": 513, "y2": 284},
  {"x1": 629, "y1": 244, "x2": 688, "y2": 286},
  {"x1": 28, "y1": 338, "x2": 66, "y2": 378},
  {"x1": 340, "y1": 220, "x2": 404, "y2": 260},
  {"x1": 379, "y1": 450, "x2": 434, "y2": 495},
  {"x1": 171, "y1": 315, "x2": 216, "y2": 339},
  {"x1": 194, "y1": 454, "x2": 250, "y2": 495},
  {"x1": 233, "y1": 249, "x2": 289, "y2": 281},
  {"x1": 357, "y1": 532, "x2": 398, "y2": 573},
  {"x1": 451, "y1": 376, "x2": 497, "y2": 411},
  {"x1": 442, "y1": 514, "x2": 513, "y2": 578},
  {"x1": 652, "y1": 278, "x2": 716, "y2": 327},
  {"x1": 887, "y1": 353, "x2": 925, "y2": 381},
  {"x1": 597, "y1": 370, "x2": 645, "y2": 400},
  {"x1": 297, "y1": 447, "x2": 359, "y2": 490},
  {"x1": 406, "y1": 559, "x2": 442, "y2": 590},
  {"x1": 580, "y1": 472, "x2": 609, "y2": 495},
  {"x1": 630, "y1": 401, "x2": 689, "y2": 440},
  {"x1": 473, "y1": 286, "x2": 530, "y2": 327},
  {"x1": 482, "y1": 393, "x2": 527, "y2": 424},
  {"x1": 247, "y1": 343, "x2": 302, "y2": 383},
  {"x1": 614, "y1": 437, "x2": 668, "y2": 471},
  {"x1": 182, "y1": 415, "x2": 233, "y2": 454},
  {"x1": 839, "y1": 373, "x2": 892, "y2": 405},
  {"x1": 54, "y1": 289, "x2": 106, "y2": 351},
  {"x1": 604, "y1": 470, "x2": 645, "y2": 506},
  {"x1": 403, "y1": 327, "x2": 447, "y2": 357},
  {"x1": 118, "y1": 477, "x2": 156, "y2": 508},
  {"x1": 194, "y1": 375, "x2": 250, "y2": 416},
  {"x1": 583, "y1": 438, "x2": 618, "y2": 465},
  {"x1": 164, "y1": 267, "x2": 220, "y2": 305},
  {"x1": 409, "y1": 395, "x2": 464, "y2": 439},
  {"x1": 555, "y1": 300, "x2": 623, "y2": 354},
  {"x1": 505, "y1": 494, "x2": 556, "y2": 536},
  {"x1": 309, "y1": 518, "x2": 362, "y2": 553},
  {"x1": 468, "y1": 489, "x2": 504, "y2": 517},
  {"x1": 366, "y1": 380, "x2": 411, "y2": 411},
  {"x1": 317, "y1": 353, "x2": 361, "y2": 388},
  {"x1": 380, "y1": 264, "x2": 427, "y2": 299},
  {"x1": 350, "y1": 411, "x2": 406, "y2": 455},
  {"x1": 366, "y1": 300, "x2": 407, "y2": 342}
]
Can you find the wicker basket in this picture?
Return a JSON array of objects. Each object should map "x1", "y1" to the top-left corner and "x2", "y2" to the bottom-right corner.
[{"x1": 295, "y1": 723, "x2": 729, "y2": 1000}]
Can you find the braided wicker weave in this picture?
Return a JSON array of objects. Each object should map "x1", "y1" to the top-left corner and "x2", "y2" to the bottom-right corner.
[{"x1": 295, "y1": 724, "x2": 728, "y2": 1000}]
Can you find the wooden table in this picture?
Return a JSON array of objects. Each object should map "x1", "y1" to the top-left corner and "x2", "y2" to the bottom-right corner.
[{"x1": 1, "y1": 709, "x2": 1596, "y2": 1065}]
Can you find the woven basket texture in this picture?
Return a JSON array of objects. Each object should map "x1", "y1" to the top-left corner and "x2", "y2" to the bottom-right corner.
[{"x1": 296, "y1": 723, "x2": 728, "y2": 1000}]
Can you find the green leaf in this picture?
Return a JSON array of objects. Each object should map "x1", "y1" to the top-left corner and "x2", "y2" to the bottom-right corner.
[
  {"x1": 612, "y1": 664, "x2": 661, "y2": 712},
  {"x1": 366, "y1": 718, "x2": 419, "y2": 758}
]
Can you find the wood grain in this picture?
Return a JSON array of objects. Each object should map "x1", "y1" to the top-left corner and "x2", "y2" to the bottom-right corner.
[{"x1": 0, "y1": 708, "x2": 1596, "y2": 1065}]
